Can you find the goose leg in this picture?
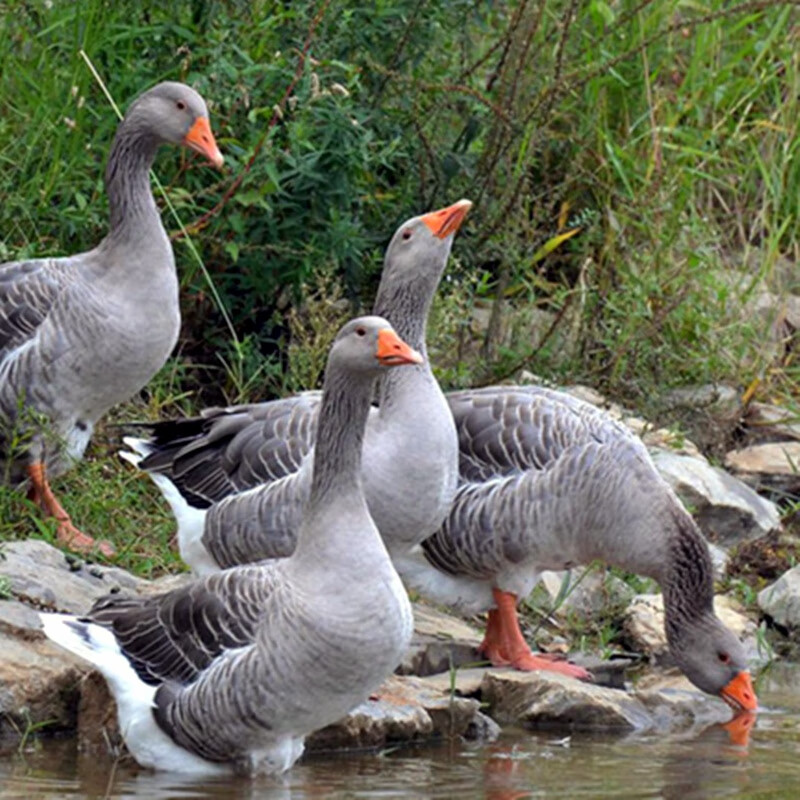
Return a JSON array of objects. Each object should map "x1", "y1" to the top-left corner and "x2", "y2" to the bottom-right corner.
[
  {"x1": 27, "y1": 462, "x2": 116, "y2": 558},
  {"x1": 481, "y1": 588, "x2": 591, "y2": 680}
]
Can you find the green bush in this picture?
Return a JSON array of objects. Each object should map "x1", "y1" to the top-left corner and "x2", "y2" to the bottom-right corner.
[{"x1": 1, "y1": 0, "x2": 797, "y2": 412}]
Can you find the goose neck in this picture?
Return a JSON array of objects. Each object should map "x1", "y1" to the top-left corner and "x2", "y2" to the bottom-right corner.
[
  {"x1": 104, "y1": 117, "x2": 161, "y2": 239},
  {"x1": 660, "y1": 510, "x2": 715, "y2": 644},
  {"x1": 373, "y1": 280, "x2": 433, "y2": 354},
  {"x1": 307, "y1": 365, "x2": 375, "y2": 507}
]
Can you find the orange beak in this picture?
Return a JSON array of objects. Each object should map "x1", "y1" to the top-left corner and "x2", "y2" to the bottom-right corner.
[
  {"x1": 183, "y1": 116, "x2": 224, "y2": 168},
  {"x1": 420, "y1": 198, "x2": 473, "y2": 240},
  {"x1": 720, "y1": 670, "x2": 758, "y2": 712},
  {"x1": 376, "y1": 329, "x2": 423, "y2": 366}
]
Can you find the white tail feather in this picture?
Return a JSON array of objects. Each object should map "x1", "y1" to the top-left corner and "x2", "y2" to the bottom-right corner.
[
  {"x1": 39, "y1": 614, "x2": 143, "y2": 697},
  {"x1": 40, "y1": 613, "x2": 227, "y2": 775}
]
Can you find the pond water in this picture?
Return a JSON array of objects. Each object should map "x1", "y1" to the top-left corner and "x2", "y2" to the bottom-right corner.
[{"x1": 1, "y1": 664, "x2": 798, "y2": 799}]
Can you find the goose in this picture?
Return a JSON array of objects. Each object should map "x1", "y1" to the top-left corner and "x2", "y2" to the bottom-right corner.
[
  {"x1": 39, "y1": 316, "x2": 419, "y2": 776},
  {"x1": 122, "y1": 199, "x2": 471, "y2": 573},
  {"x1": 395, "y1": 385, "x2": 757, "y2": 710},
  {"x1": 0, "y1": 81, "x2": 224, "y2": 556}
]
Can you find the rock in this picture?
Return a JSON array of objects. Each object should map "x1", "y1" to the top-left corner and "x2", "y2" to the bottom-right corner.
[
  {"x1": 478, "y1": 669, "x2": 730, "y2": 733},
  {"x1": 758, "y1": 565, "x2": 800, "y2": 631},
  {"x1": 744, "y1": 403, "x2": 800, "y2": 443},
  {"x1": 0, "y1": 598, "x2": 89, "y2": 740},
  {"x1": 0, "y1": 540, "x2": 143, "y2": 613},
  {"x1": 708, "y1": 542, "x2": 731, "y2": 581},
  {"x1": 650, "y1": 450, "x2": 781, "y2": 545},
  {"x1": 662, "y1": 384, "x2": 741, "y2": 418},
  {"x1": 308, "y1": 674, "x2": 490, "y2": 752},
  {"x1": 725, "y1": 442, "x2": 800, "y2": 493},
  {"x1": 539, "y1": 569, "x2": 636, "y2": 622},
  {"x1": 396, "y1": 602, "x2": 483, "y2": 677},
  {"x1": 624, "y1": 593, "x2": 760, "y2": 663}
]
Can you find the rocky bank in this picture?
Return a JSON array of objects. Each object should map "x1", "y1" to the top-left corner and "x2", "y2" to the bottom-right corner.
[{"x1": 2, "y1": 381, "x2": 798, "y2": 763}]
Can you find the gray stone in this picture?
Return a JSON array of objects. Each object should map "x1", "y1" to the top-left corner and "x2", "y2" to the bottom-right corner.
[
  {"x1": 663, "y1": 384, "x2": 741, "y2": 418},
  {"x1": 758, "y1": 565, "x2": 800, "y2": 631},
  {"x1": 745, "y1": 403, "x2": 800, "y2": 443},
  {"x1": 725, "y1": 442, "x2": 800, "y2": 493},
  {"x1": 396, "y1": 602, "x2": 484, "y2": 677},
  {"x1": 0, "y1": 540, "x2": 143, "y2": 614},
  {"x1": 477, "y1": 669, "x2": 730, "y2": 733},
  {"x1": 0, "y1": 603, "x2": 89, "y2": 740},
  {"x1": 650, "y1": 450, "x2": 781, "y2": 545}
]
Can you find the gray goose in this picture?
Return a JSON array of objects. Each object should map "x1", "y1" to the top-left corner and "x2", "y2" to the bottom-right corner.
[
  {"x1": 39, "y1": 316, "x2": 419, "y2": 776},
  {"x1": 0, "y1": 81, "x2": 223, "y2": 556},
  {"x1": 122, "y1": 200, "x2": 471, "y2": 573},
  {"x1": 397, "y1": 385, "x2": 757, "y2": 711}
]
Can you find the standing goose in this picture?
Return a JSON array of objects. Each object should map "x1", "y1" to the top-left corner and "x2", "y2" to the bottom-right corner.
[
  {"x1": 39, "y1": 316, "x2": 419, "y2": 775},
  {"x1": 0, "y1": 81, "x2": 223, "y2": 555},
  {"x1": 123, "y1": 200, "x2": 471, "y2": 572},
  {"x1": 396, "y1": 385, "x2": 757, "y2": 711}
]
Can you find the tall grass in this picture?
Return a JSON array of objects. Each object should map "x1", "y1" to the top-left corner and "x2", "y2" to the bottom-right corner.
[{"x1": 1, "y1": 0, "x2": 798, "y2": 412}]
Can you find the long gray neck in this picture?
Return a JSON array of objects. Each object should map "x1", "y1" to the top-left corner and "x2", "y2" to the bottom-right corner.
[
  {"x1": 372, "y1": 268, "x2": 440, "y2": 408},
  {"x1": 308, "y1": 363, "x2": 375, "y2": 507},
  {"x1": 103, "y1": 116, "x2": 161, "y2": 241},
  {"x1": 373, "y1": 272, "x2": 437, "y2": 355},
  {"x1": 660, "y1": 507, "x2": 715, "y2": 644}
]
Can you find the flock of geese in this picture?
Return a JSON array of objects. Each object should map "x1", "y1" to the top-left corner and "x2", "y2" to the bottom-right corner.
[{"x1": 0, "y1": 82, "x2": 757, "y2": 776}]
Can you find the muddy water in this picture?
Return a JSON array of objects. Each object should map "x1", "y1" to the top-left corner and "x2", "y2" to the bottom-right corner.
[{"x1": 1, "y1": 664, "x2": 799, "y2": 799}]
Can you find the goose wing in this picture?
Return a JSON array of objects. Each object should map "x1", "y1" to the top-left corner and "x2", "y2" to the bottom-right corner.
[
  {"x1": 87, "y1": 564, "x2": 280, "y2": 685},
  {"x1": 136, "y1": 394, "x2": 320, "y2": 507},
  {"x1": 447, "y1": 385, "x2": 633, "y2": 481},
  {"x1": 0, "y1": 257, "x2": 71, "y2": 364},
  {"x1": 202, "y1": 465, "x2": 310, "y2": 568}
]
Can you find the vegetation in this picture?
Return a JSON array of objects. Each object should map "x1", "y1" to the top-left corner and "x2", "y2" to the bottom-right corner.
[{"x1": 0, "y1": 0, "x2": 798, "y2": 571}]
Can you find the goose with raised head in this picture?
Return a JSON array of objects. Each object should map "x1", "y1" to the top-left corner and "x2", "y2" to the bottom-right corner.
[
  {"x1": 39, "y1": 316, "x2": 419, "y2": 776},
  {"x1": 122, "y1": 199, "x2": 471, "y2": 573},
  {"x1": 0, "y1": 82, "x2": 224, "y2": 556},
  {"x1": 396, "y1": 385, "x2": 757, "y2": 711}
]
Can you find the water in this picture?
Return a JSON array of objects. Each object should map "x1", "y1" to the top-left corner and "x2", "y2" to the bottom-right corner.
[{"x1": 1, "y1": 665, "x2": 798, "y2": 799}]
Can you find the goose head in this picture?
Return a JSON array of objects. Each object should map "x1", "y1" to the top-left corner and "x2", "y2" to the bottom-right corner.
[
  {"x1": 125, "y1": 81, "x2": 224, "y2": 168},
  {"x1": 329, "y1": 316, "x2": 424, "y2": 376},
  {"x1": 382, "y1": 199, "x2": 472, "y2": 285},
  {"x1": 667, "y1": 613, "x2": 757, "y2": 712}
]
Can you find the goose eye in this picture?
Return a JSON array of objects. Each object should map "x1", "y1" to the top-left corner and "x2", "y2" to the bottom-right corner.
[
  {"x1": 718, "y1": 652, "x2": 731, "y2": 664},
  {"x1": 401, "y1": 229, "x2": 412, "y2": 241},
  {"x1": 355, "y1": 326, "x2": 367, "y2": 337},
  {"x1": 176, "y1": 100, "x2": 187, "y2": 111}
]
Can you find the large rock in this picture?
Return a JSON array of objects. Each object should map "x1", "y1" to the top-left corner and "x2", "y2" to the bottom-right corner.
[
  {"x1": 725, "y1": 442, "x2": 800, "y2": 493},
  {"x1": 758, "y1": 565, "x2": 800, "y2": 631},
  {"x1": 744, "y1": 403, "x2": 800, "y2": 443},
  {"x1": 477, "y1": 669, "x2": 731, "y2": 733},
  {"x1": 624, "y1": 593, "x2": 760, "y2": 663},
  {"x1": 0, "y1": 539, "x2": 143, "y2": 613},
  {"x1": 0, "y1": 598, "x2": 89, "y2": 740},
  {"x1": 397, "y1": 603, "x2": 483, "y2": 677},
  {"x1": 650, "y1": 450, "x2": 781, "y2": 545},
  {"x1": 308, "y1": 674, "x2": 494, "y2": 752},
  {"x1": 662, "y1": 384, "x2": 741, "y2": 419}
]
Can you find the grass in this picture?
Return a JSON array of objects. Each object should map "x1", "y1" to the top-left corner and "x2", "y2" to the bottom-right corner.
[{"x1": 0, "y1": 0, "x2": 799, "y2": 574}]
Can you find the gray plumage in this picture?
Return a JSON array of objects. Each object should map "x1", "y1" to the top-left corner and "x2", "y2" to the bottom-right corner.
[
  {"x1": 125, "y1": 201, "x2": 472, "y2": 571},
  {"x1": 40, "y1": 316, "x2": 416, "y2": 775},
  {"x1": 396, "y1": 385, "x2": 753, "y2": 704},
  {"x1": 0, "y1": 82, "x2": 219, "y2": 487}
]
